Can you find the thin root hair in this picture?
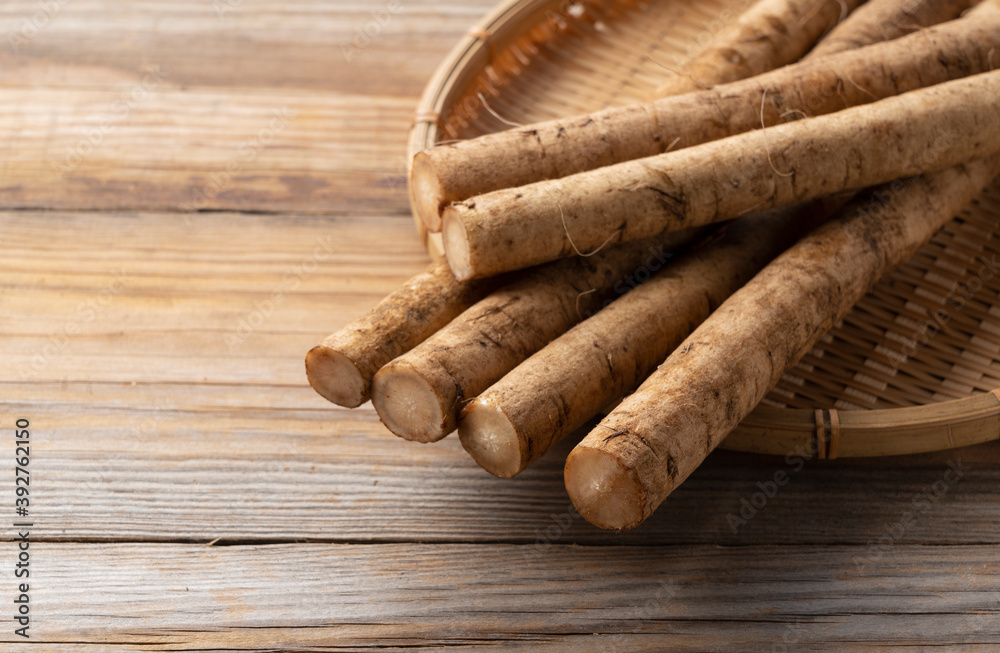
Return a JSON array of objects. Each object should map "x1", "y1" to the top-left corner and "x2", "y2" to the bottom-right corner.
[
  {"x1": 576, "y1": 288, "x2": 598, "y2": 319},
  {"x1": 477, "y1": 92, "x2": 524, "y2": 128},
  {"x1": 760, "y1": 89, "x2": 795, "y2": 178},
  {"x1": 559, "y1": 204, "x2": 620, "y2": 258}
]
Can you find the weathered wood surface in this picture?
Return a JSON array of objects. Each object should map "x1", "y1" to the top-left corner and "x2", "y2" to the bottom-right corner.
[
  {"x1": 6, "y1": 209, "x2": 1000, "y2": 547},
  {"x1": 0, "y1": 0, "x2": 490, "y2": 214},
  {"x1": 1, "y1": 0, "x2": 999, "y2": 650},
  {"x1": 3, "y1": 543, "x2": 1000, "y2": 651}
]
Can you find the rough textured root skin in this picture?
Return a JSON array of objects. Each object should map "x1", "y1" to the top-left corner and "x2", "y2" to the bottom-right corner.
[
  {"x1": 459, "y1": 198, "x2": 846, "y2": 478},
  {"x1": 370, "y1": 230, "x2": 700, "y2": 442},
  {"x1": 565, "y1": 155, "x2": 1000, "y2": 532},
  {"x1": 417, "y1": 13, "x2": 999, "y2": 223},
  {"x1": 806, "y1": 0, "x2": 981, "y2": 59},
  {"x1": 305, "y1": 262, "x2": 501, "y2": 408},
  {"x1": 444, "y1": 72, "x2": 1000, "y2": 280},
  {"x1": 653, "y1": 0, "x2": 865, "y2": 98},
  {"x1": 416, "y1": 3, "x2": 997, "y2": 232}
]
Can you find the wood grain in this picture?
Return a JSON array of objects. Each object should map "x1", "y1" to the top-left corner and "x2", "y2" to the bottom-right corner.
[
  {"x1": 2, "y1": 0, "x2": 999, "y2": 648},
  {"x1": 5, "y1": 379, "x2": 1000, "y2": 546},
  {"x1": 5, "y1": 209, "x2": 999, "y2": 547},
  {"x1": 0, "y1": 1, "x2": 494, "y2": 94},
  {"x1": 1, "y1": 543, "x2": 998, "y2": 650},
  {"x1": 0, "y1": 0, "x2": 496, "y2": 214}
]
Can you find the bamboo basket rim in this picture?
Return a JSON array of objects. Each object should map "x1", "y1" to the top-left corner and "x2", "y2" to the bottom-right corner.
[{"x1": 405, "y1": 0, "x2": 1000, "y2": 459}]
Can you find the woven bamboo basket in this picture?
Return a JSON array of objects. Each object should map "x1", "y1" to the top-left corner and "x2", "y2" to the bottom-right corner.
[{"x1": 406, "y1": 0, "x2": 1000, "y2": 458}]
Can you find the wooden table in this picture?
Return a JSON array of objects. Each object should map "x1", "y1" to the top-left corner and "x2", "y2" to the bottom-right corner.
[{"x1": 3, "y1": 1, "x2": 999, "y2": 649}]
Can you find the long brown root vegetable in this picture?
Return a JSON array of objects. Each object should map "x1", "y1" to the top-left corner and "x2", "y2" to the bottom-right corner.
[
  {"x1": 411, "y1": 9, "x2": 1000, "y2": 232},
  {"x1": 443, "y1": 71, "x2": 1000, "y2": 281},
  {"x1": 807, "y1": 0, "x2": 980, "y2": 58},
  {"x1": 652, "y1": 0, "x2": 863, "y2": 97},
  {"x1": 563, "y1": 155, "x2": 1000, "y2": 532},
  {"x1": 457, "y1": 196, "x2": 847, "y2": 478},
  {"x1": 369, "y1": 230, "x2": 699, "y2": 442},
  {"x1": 305, "y1": 262, "x2": 503, "y2": 408}
]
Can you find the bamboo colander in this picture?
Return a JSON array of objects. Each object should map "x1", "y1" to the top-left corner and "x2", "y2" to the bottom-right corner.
[{"x1": 406, "y1": 0, "x2": 1000, "y2": 458}]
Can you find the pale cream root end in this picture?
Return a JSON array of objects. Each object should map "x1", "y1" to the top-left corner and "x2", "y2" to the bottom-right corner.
[
  {"x1": 411, "y1": 152, "x2": 446, "y2": 233},
  {"x1": 305, "y1": 346, "x2": 367, "y2": 408},
  {"x1": 371, "y1": 363, "x2": 448, "y2": 443},
  {"x1": 458, "y1": 398, "x2": 524, "y2": 478},
  {"x1": 426, "y1": 232, "x2": 446, "y2": 262},
  {"x1": 564, "y1": 446, "x2": 645, "y2": 532},
  {"x1": 442, "y1": 208, "x2": 473, "y2": 281}
]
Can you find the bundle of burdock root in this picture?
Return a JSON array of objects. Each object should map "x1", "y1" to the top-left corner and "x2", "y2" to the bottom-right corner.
[{"x1": 308, "y1": 0, "x2": 1000, "y2": 531}]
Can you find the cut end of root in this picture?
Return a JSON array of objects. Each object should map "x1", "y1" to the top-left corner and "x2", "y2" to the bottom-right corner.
[
  {"x1": 564, "y1": 446, "x2": 645, "y2": 532},
  {"x1": 410, "y1": 152, "x2": 445, "y2": 232},
  {"x1": 371, "y1": 363, "x2": 448, "y2": 443},
  {"x1": 458, "y1": 397, "x2": 523, "y2": 478},
  {"x1": 442, "y1": 208, "x2": 474, "y2": 281},
  {"x1": 426, "y1": 231, "x2": 446, "y2": 262},
  {"x1": 305, "y1": 346, "x2": 367, "y2": 408}
]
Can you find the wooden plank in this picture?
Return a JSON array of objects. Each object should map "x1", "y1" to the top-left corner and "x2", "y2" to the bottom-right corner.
[
  {"x1": 5, "y1": 0, "x2": 995, "y2": 648},
  {"x1": 0, "y1": 0, "x2": 496, "y2": 213},
  {"x1": 0, "y1": 211, "x2": 426, "y2": 385},
  {"x1": 4, "y1": 399, "x2": 999, "y2": 545},
  {"x1": 0, "y1": 88, "x2": 418, "y2": 213},
  {"x1": 4, "y1": 208, "x2": 1000, "y2": 545},
  {"x1": 0, "y1": 1, "x2": 495, "y2": 94},
  {"x1": 0, "y1": 542, "x2": 998, "y2": 650}
]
